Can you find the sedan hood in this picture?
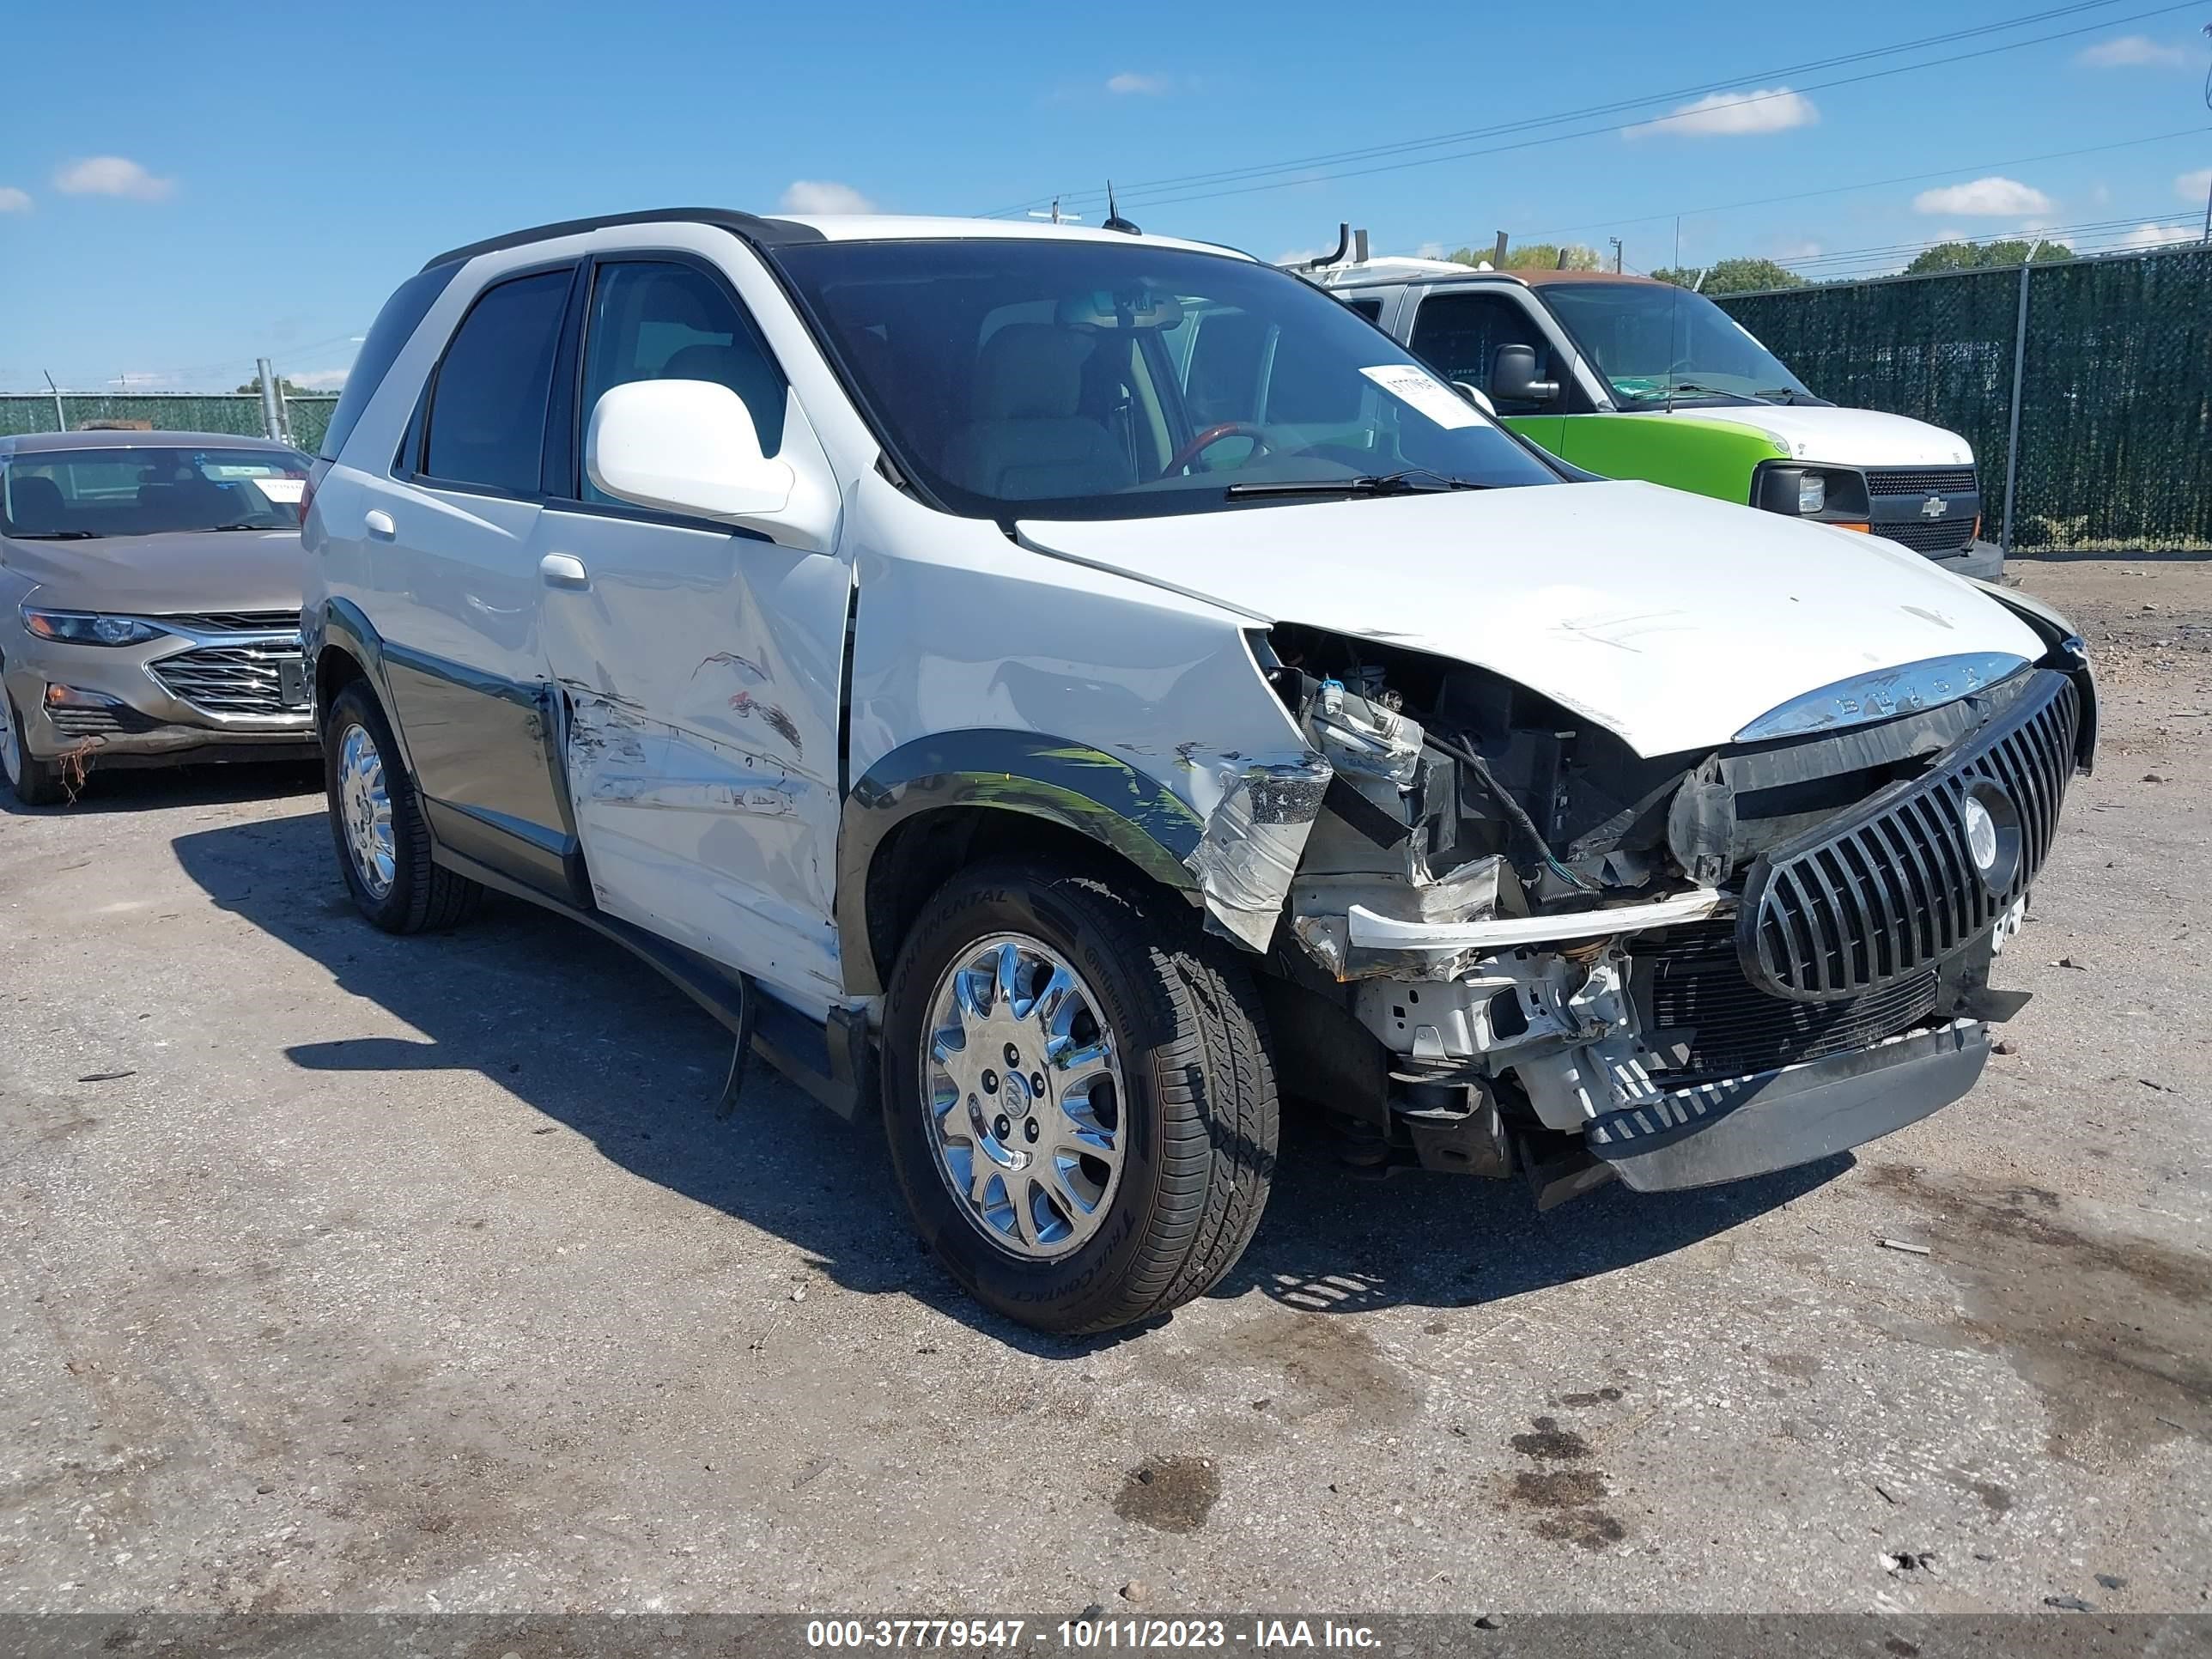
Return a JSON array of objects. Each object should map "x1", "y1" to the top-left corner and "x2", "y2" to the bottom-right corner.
[
  {"x1": 2, "y1": 529, "x2": 305, "y2": 617},
  {"x1": 1639, "y1": 404, "x2": 1974, "y2": 468},
  {"x1": 1019, "y1": 480, "x2": 2043, "y2": 757}
]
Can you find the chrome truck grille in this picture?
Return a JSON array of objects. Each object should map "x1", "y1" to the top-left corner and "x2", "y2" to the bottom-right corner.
[{"x1": 1739, "y1": 669, "x2": 2080, "y2": 1002}]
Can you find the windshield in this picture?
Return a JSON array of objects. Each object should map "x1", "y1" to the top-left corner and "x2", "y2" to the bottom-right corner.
[
  {"x1": 1534, "y1": 282, "x2": 1820, "y2": 407},
  {"x1": 775, "y1": 239, "x2": 1559, "y2": 520},
  {"x1": 0, "y1": 445, "x2": 311, "y2": 539}
]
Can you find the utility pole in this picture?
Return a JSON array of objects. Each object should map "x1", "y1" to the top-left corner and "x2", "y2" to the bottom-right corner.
[
  {"x1": 1609, "y1": 236, "x2": 1623, "y2": 273},
  {"x1": 2202, "y1": 24, "x2": 2211, "y2": 241},
  {"x1": 255, "y1": 357, "x2": 283, "y2": 442},
  {"x1": 1492, "y1": 230, "x2": 1509, "y2": 268}
]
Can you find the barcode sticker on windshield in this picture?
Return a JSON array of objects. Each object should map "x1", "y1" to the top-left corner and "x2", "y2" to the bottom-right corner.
[{"x1": 1359, "y1": 364, "x2": 1486, "y2": 430}]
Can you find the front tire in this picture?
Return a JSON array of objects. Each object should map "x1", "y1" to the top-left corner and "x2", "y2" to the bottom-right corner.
[
  {"x1": 0, "y1": 688, "x2": 68, "y2": 806},
  {"x1": 323, "y1": 680, "x2": 482, "y2": 933},
  {"x1": 882, "y1": 860, "x2": 1279, "y2": 1334}
]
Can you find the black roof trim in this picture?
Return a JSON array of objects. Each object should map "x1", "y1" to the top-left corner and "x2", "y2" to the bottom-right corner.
[{"x1": 421, "y1": 208, "x2": 826, "y2": 273}]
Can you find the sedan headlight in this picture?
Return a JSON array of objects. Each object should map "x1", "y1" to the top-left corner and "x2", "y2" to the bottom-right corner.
[{"x1": 21, "y1": 608, "x2": 168, "y2": 647}]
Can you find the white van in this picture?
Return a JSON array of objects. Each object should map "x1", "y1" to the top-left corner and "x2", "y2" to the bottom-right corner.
[{"x1": 305, "y1": 210, "x2": 2093, "y2": 1334}]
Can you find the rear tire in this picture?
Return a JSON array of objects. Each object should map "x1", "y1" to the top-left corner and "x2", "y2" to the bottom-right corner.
[
  {"x1": 882, "y1": 859, "x2": 1278, "y2": 1334},
  {"x1": 0, "y1": 688, "x2": 68, "y2": 806},
  {"x1": 323, "y1": 679, "x2": 482, "y2": 933}
]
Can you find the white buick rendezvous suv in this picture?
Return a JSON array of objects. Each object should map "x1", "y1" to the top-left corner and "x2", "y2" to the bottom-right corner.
[{"x1": 303, "y1": 209, "x2": 2094, "y2": 1334}]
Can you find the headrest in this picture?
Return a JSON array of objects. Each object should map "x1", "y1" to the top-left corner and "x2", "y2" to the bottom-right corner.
[{"x1": 972, "y1": 325, "x2": 1091, "y2": 422}]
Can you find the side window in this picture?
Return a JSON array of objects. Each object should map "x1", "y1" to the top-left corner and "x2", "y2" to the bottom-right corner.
[
  {"x1": 422, "y1": 269, "x2": 573, "y2": 494},
  {"x1": 1346, "y1": 297, "x2": 1384, "y2": 324},
  {"x1": 580, "y1": 260, "x2": 787, "y2": 504},
  {"x1": 1408, "y1": 292, "x2": 1555, "y2": 406}
]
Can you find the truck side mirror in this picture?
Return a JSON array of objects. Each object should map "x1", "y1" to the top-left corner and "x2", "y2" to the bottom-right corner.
[{"x1": 1491, "y1": 344, "x2": 1559, "y2": 406}]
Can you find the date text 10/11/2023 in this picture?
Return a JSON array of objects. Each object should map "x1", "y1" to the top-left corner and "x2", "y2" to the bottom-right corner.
[{"x1": 804, "y1": 1619, "x2": 1383, "y2": 1650}]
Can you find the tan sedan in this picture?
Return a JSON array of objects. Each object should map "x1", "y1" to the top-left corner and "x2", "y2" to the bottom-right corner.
[{"x1": 0, "y1": 430, "x2": 319, "y2": 804}]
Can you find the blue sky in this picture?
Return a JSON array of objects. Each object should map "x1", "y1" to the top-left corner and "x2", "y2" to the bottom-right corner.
[{"x1": 3, "y1": 0, "x2": 2208, "y2": 392}]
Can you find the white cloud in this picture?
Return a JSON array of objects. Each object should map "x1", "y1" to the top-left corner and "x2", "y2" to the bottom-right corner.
[
  {"x1": 2178, "y1": 168, "x2": 2212, "y2": 204},
  {"x1": 778, "y1": 179, "x2": 875, "y2": 215},
  {"x1": 52, "y1": 155, "x2": 173, "y2": 201},
  {"x1": 1274, "y1": 246, "x2": 1324, "y2": 265},
  {"x1": 290, "y1": 368, "x2": 350, "y2": 391},
  {"x1": 1912, "y1": 177, "x2": 2053, "y2": 216},
  {"x1": 2115, "y1": 222, "x2": 2198, "y2": 249},
  {"x1": 1413, "y1": 241, "x2": 1448, "y2": 260},
  {"x1": 1774, "y1": 238, "x2": 1823, "y2": 259},
  {"x1": 0, "y1": 185, "x2": 29, "y2": 213},
  {"x1": 2077, "y1": 34, "x2": 2190, "y2": 67},
  {"x1": 1106, "y1": 71, "x2": 1170, "y2": 95},
  {"x1": 1624, "y1": 87, "x2": 1818, "y2": 139}
]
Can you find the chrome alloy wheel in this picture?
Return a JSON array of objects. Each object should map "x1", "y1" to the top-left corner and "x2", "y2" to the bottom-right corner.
[
  {"x1": 336, "y1": 721, "x2": 396, "y2": 898},
  {"x1": 0, "y1": 696, "x2": 19, "y2": 786},
  {"x1": 921, "y1": 933, "x2": 1127, "y2": 1261}
]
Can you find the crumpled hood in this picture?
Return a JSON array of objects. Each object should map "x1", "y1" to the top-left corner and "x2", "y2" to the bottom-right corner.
[
  {"x1": 1637, "y1": 404, "x2": 1975, "y2": 468},
  {"x1": 2, "y1": 528, "x2": 305, "y2": 616},
  {"x1": 1019, "y1": 480, "x2": 2044, "y2": 758}
]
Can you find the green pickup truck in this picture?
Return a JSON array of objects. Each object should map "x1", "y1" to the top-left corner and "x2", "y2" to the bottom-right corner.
[{"x1": 1310, "y1": 257, "x2": 1998, "y2": 580}]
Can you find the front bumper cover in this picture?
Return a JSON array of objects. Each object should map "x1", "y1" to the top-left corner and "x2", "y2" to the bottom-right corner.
[{"x1": 1586, "y1": 1018, "x2": 1987, "y2": 1191}]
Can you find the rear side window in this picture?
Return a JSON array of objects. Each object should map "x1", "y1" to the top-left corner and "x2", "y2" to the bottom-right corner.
[
  {"x1": 422, "y1": 269, "x2": 574, "y2": 495},
  {"x1": 1346, "y1": 297, "x2": 1384, "y2": 323},
  {"x1": 319, "y1": 264, "x2": 459, "y2": 463}
]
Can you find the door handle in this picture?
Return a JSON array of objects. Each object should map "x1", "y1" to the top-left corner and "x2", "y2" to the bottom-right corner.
[
  {"x1": 539, "y1": 553, "x2": 590, "y2": 589},
  {"x1": 364, "y1": 509, "x2": 396, "y2": 540}
]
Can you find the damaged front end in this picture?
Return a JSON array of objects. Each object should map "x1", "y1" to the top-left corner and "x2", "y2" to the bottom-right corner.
[{"x1": 1242, "y1": 622, "x2": 2094, "y2": 1206}]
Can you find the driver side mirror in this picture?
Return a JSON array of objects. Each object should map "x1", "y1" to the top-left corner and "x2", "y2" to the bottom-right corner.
[
  {"x1": 1490, "y1": 344, "x2": 1559, "y2": 406},
  {"x1": 588, "y1": 379, "x2": 794, "y2": 520}
]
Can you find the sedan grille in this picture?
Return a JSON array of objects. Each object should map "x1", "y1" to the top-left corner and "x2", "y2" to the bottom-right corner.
[
  {"x1": 1740, "y1": 668, "x2": 2080, "y2": 1002},
  {"x1": 153, "y1": 610, "x2": 301, "y2": 635},
  {"x1": 149, "y1": 638, "x2": 307, "y2": 717},
  {"x1": 1638, "y1": 921, "x2": 1938, "y2": 1085},
  {"x1": 1865, "y1": 466, "x2": 1977, "y2": 497}
]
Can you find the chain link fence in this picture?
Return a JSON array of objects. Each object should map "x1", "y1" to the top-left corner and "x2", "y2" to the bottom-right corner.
[
  {"x1": 0, "y1": 393, "x2": 340, "y2": 455},
  {"x1": 1720, "y1": 243, "x2": 2212, "y2": 553}
]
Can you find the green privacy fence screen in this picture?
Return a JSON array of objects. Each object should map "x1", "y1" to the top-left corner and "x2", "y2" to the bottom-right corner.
[
  {"x1": 0, "y1": 394, "x2": 340, "y2": 455},
  {"x1": 1719, "y1": 243, "x2": 2212, "y2": 553}
]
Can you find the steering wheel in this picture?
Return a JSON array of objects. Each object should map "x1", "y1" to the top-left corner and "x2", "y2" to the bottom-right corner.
[{"x1": 1163, "y1": 422, "x2": 1270, "y2": 477}]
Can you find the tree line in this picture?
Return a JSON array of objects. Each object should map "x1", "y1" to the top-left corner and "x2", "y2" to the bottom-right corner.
[{"x1": 1442, "y1": 238, "x2": 2075, "y2": 294}]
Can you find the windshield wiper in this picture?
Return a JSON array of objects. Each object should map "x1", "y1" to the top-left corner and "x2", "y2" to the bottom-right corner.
[
  {"x1": 204, "y1": 521, "x2": 279, "y2": 532},
  {"x1": 1224, "y1": 469, "x2": 1492, "y2": 500},
  {"x1": 8, "y1": 529, "x2": 102, "y2": 540}
]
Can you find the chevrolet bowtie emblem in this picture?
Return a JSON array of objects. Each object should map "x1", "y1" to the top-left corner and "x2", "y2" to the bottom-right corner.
[{"x1": 1921, "y1": 495, "x2": 1950, "y2": 520}]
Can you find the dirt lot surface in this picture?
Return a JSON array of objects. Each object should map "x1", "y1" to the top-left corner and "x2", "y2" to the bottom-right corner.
[{"x1": 1, "y1": 556, "x2": 2207, "y2": 1618}]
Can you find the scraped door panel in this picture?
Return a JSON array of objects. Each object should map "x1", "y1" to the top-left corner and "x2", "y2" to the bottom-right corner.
[{"x1": 537, "y1": 508, "x2": 850, "y2": 1002}]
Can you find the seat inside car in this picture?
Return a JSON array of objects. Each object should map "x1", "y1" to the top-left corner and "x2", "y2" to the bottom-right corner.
[
  {"x1": 6, "y1": 473, "x2": 65, "y2": 535},
  {"x1": 945, "y1": 323, "x2": 1136, "y2": 501}
]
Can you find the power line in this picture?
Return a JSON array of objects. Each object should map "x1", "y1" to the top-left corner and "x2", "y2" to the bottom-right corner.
[
  {"x1": 982, "y1": 0, "x2": 2195, "y2": 217},
  {"x1": 1507, "y1": 126, "x2": 2210, "y2": 246},
  {"x1": 983, "y1": 0, "x2": 2136, "y2": 214}
]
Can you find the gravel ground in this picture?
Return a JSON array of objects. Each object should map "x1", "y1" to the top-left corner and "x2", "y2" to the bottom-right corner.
[{"x1": 0, "y1": 556, "x2": 2206, "y2": 1618}]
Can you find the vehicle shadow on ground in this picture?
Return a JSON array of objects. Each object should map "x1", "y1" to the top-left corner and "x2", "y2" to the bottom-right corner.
[
  {"x1": 173, "y1": 806, "x2": 1843, "y2": 1352},
  {"x1": 1, "y1": 758, "x2": 321, "y2": 817}
]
